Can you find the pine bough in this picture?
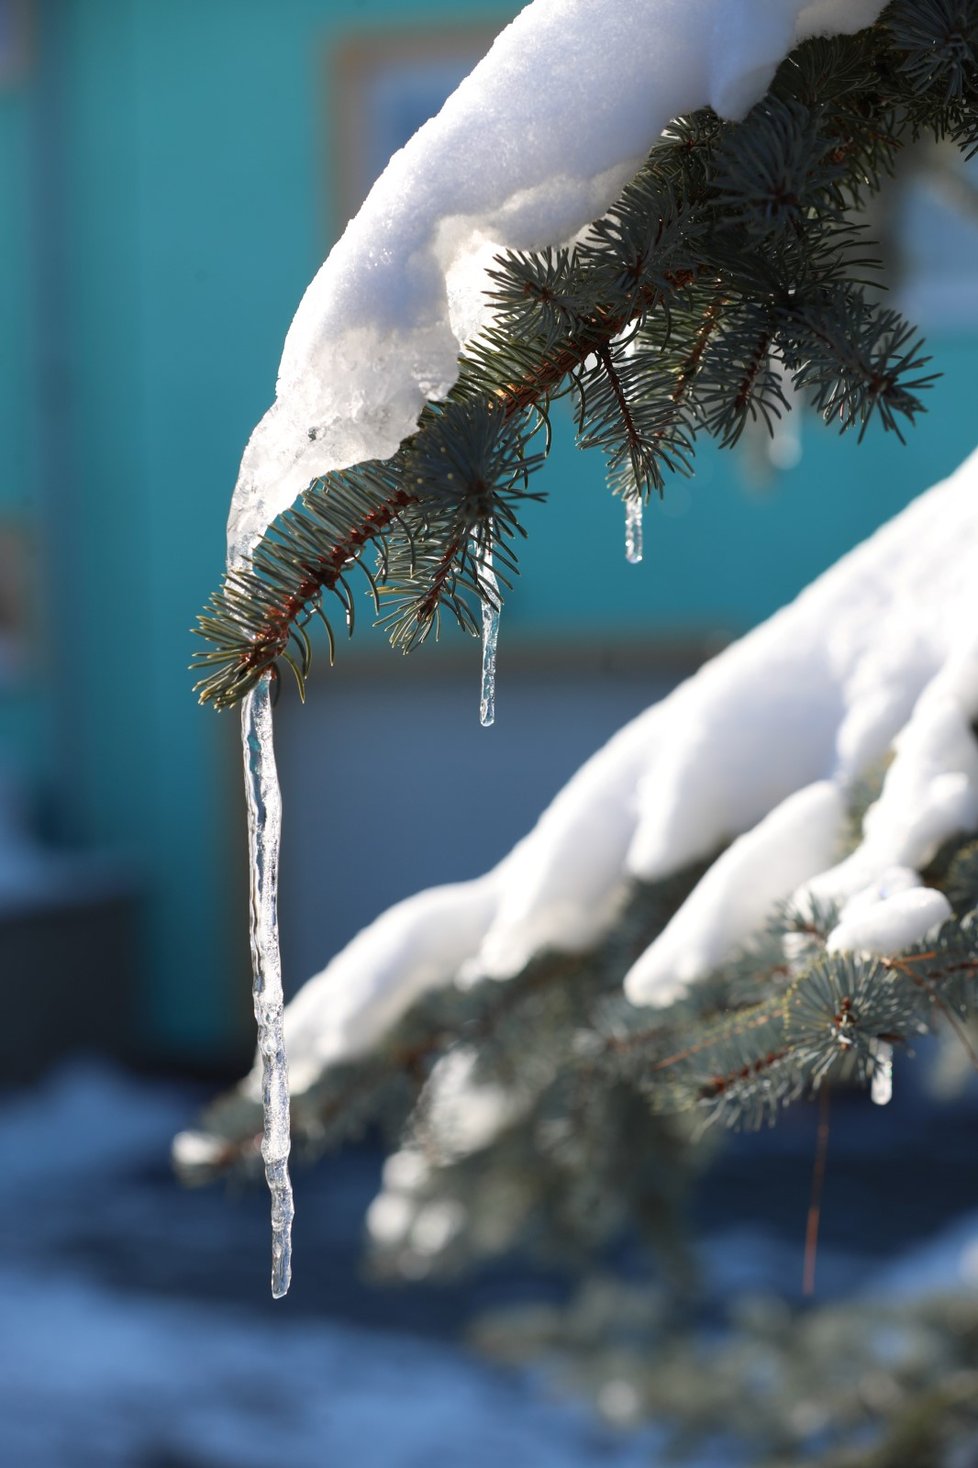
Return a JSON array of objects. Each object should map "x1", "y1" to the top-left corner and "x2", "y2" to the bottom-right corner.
[
  {"x1": 181, "y1": 0, "x2": 978, "y2": 1327},
  {"x1": 193, "y1": 0, "x2": 976, "y2": 710}
]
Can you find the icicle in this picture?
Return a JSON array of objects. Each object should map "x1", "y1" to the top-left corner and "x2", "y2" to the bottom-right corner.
[
  {"x1": 241, "y1": 672, "x2": 295, "y2": 1298},
  {"x1": 624, "y1": 497, "x2": 643, "y2": 564},
  {"x1": 477, "y1": 540, "x2": 500, "y2": 728},
  {"x1": 870, "y1": 1039, "x2": 893, "y2": 1106}
]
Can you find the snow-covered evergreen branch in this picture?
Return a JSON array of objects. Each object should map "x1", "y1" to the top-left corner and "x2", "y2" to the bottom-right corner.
[
  {"x1": 193, "y1": 0, "x2": 978, "y2": 710},
  {"x1": 179, "y1": 429, "x2": 978, "y2": 1297}
]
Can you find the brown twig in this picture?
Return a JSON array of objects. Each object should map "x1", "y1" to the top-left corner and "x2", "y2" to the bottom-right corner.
[{"x1": 803, "y1": 1084, "x2": 832, "y2": 1297}]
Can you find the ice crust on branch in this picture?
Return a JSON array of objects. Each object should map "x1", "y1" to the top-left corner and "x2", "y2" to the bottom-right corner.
[
  {"x1": 263, "y1": 446, "x2": 978, "y2": 1097},
  {"x1": 227, "y1": 0, "x2": 885, "y2": 564}
]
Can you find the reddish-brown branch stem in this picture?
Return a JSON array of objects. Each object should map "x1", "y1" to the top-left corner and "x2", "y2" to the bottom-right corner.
[
  {"x1": 673, "y1": 296, "x2": 725, "y2": 405},
  {"x1": 414, "y1": 529, "x2": 468, "y2": 630},
  {"x1": 698, "y1": 1045, "x2": 790, "y2": 1099},
  {"x1": 734, "y1": 332, "x2": 773, "y2": 418},
  {"x1": 803, "y1": 1084, "x2": 831, "y2": 1297},
  {"x1": 496, "y1": 272, "x2": 699, "y2": 420},
  {"x1": 228, "y1": 487, "x2": 418, "y2": 684},
  {"x1": 596, "y1": 343, "x2": 642, "y2": 461}
]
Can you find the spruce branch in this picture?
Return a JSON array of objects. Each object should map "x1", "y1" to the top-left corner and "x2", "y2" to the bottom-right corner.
[
  {"x1": 193, "y1": 461, "x2": 416, "y2": 708},
  {"x1": 889, "y1": 0, "x2": 978, "y2": 102},
  {"x1": 195, "y1": 0, "x2": 978, "y2": 708}
]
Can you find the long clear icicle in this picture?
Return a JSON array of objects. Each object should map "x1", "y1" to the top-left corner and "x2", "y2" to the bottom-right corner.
[
  {"x1": 624, "y1": 497, "x2": 644, "y2": 564},
  {"x1": 241, "y1": 673, "x2": 295, "y2": 1298},
  {"x1": 478, "y1": 540, "x2": 500, "y2": 728}
]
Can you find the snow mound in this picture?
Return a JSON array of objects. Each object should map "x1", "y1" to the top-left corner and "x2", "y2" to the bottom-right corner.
[
  {"x1": 266, "y1": 445, "x2": 978, "y2": 1096},
  {"x1": 279, "y1": 879, "x2": 503, "y2": 1090},
  {"x1": 825, "y1": 872, "x2": 952, "y2": 958},
  {"x1": 227, "y1": 0, "x2": 884, "y2": 563}
]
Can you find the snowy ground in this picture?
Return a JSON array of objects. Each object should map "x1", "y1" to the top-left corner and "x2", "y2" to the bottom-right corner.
[
  {"x1": 2, "y1": 1061, "x2": 977, "y2": 1468},
  {"x1": 0, "y1": 1064, "x2": 665, "y2": 1468}
]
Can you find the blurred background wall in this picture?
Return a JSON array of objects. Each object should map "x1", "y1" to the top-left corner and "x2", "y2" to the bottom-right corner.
[{"x1": 2, "y1": 0, "x2": 977, "y2": 1078}]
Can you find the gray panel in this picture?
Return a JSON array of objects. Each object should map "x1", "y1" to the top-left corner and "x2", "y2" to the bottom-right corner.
[{"x1": 273, "y1": 649, "x2": 694, "y2": 994}]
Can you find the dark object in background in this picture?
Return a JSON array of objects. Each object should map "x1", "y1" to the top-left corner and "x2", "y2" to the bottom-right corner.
[{"x1": 0, "y1": 860, "x2": 141, "y2": 1083}]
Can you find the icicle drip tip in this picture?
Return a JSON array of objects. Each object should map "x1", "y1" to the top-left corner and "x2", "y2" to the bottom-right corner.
[
  {"x1": 241, "y1": 673, "x2": 295, "y2": 1298},
  {"x1": 870, "y1": 1039, "x2": 893, "y2": 1106},
  {"x1": 477, "y1": 539, "x2": 500, "y2": 728},
  {"x1": 625, "y1": 497, "x2": 643, "y2": 564}
]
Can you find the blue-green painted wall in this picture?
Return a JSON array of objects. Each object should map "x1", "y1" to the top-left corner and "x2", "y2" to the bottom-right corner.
[
  {"x1": 1, "y1": 0, "x2": 976, "y2": 1057},
  {"x1": 0, "y1": 43, "x2": 47, "y2": 798},
  {"x1": 512, "y1": 344, "x2": 978, "y2": 635}
]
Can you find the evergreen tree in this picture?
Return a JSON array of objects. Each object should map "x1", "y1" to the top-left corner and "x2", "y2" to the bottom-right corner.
[{"x1": 182, "y1": 2, "x2": 978, "y2": 1460}]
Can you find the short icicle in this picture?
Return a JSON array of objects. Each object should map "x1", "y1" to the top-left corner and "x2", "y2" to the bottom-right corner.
[
  {"x1": 478, "y1": 540, "x2": 500, "y2": 728},
  {"x1": 870, "y1": 1039, "x2": 893, "y2": 1106},
  {"x1": 241, "y1": 672, "x2": 295, "y2": 1298},
  {"x1": 624, "y1": 497, "x2": 644, "y2": 564}
]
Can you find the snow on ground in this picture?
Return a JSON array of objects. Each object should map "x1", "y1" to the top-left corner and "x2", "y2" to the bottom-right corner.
[
  {"x1": 248, "y1": 444, "x2": 978, "y2": 1100},
  {"x1": 228, "y1": 0, "x2": 884, "y2": 561},
  {"x1": 0, "y1": 1064, "x2": 664, "y2": 1468},
  {"x1": 1, "y1": 1269, "x2": 668, "y2": 1468},
  {"x1": 4, "y1": 1062, "x2": 978, "y2": 1468}
]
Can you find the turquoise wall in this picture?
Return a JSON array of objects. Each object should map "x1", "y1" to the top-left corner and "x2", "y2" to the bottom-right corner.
[
  {"x1": 2, "y1": 0, "x2": 976, "y2": 1059},
  {"x1": 0, "y1": 46, "x2": 47, "y2": 801},
  {"x1": 3, "y1": 0, "x2": 524, "y2": 1059},
  {"x1": 512, "y1": 343, "x2": 978, "y2": 637}
]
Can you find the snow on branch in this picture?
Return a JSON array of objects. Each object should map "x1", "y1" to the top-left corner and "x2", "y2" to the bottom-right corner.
[
  {"x1": 227, "y1": 0, "x2": 884, "y2": 565},
  {"x1": 260, "y1": 445, "x2": 978, "y2": 1097}
]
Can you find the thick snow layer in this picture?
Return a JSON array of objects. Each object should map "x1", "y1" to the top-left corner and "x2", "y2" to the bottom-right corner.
[
  {"x1": 227, "y1": 0, "x2": 885, "y2": 562},
  {"x1": 826, "y1": 885, "x2": 952, "y2": 958},
  {"x1": 279, "y1": 878, "x2": 503, "y2": 1092},
  {"x1": 266, "y1": 444, "x2": 978, "y2": 1091},
  {"x1": 624, "y1": 781, "x2": 845, "y2": 1006}
]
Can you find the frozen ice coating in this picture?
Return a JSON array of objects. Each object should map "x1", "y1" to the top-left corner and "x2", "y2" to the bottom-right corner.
[
  {"x1": 226, "y1": 0, "x2": 886, "y2": 563},
  {"x1": 250, "y1": 443, "x2": 978, "y2": 1087},
  {"x1": 241, "y1": 677, "x2": 295, "y2": 1298}
]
